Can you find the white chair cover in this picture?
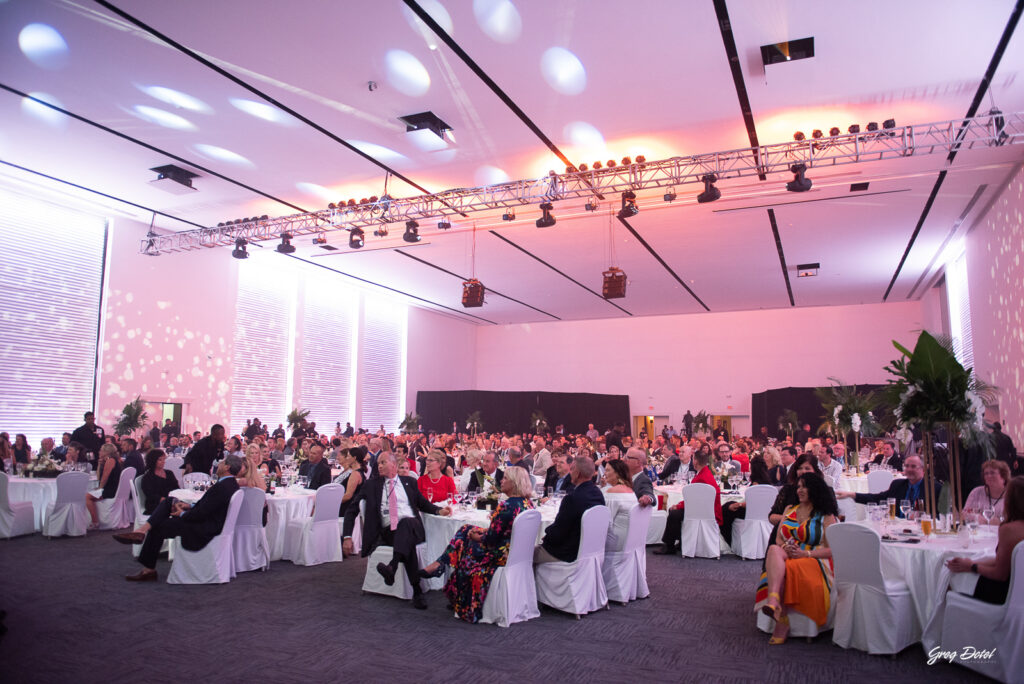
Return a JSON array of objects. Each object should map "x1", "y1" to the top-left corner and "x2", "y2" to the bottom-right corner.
[
  {"x1": 233, "y1": 487, "x2": 270, "y2": 572},
  {"x1": 602, "y1": 503, "x2": 653, "y2": 604},
  {"x1": 866, "y1": 470, "x2": 894, "y2": 494},
  {"x1": 130, "y1": 474, "x2": 173, "y2": 559},
  {"x1": 43, "y1": 471, "x2": 90, "y2": 538},
  {"x1": 828, "y1": 522, "x2": 918, "y2": 654},
  {"x1": 730, "y1": 485, "x2": 777, "y2": 559},
  {"x1": 0, "y1": 472, "x2": 35, "y2": 539},
  {"x1": 481, "y1": 509, "x2": 543, "y2": 627},
  {"x1": 647, "y1": 508, "x2": 667, "y2": 545},
  {"x1": 940, "y1": 544, "x2": 1024, "y2": 683},
  {"x1": 679, "y1": 483, "x2": 720, "y2": 559},
  {"x1": 535, "y1": 505, "x2": 610, "y2": 616},
  {"x1": 96, "y1": 466, "x2": 136, "y2": 530},
  {"x1": 166, "y1": 457, "x2": 184, "y2": 490},
  {"x1": 361, "y1": 542, "x2": 432, "y2": 599},
  {"x1": 167, "y1": 489, "x2": 244, "y2": 584},
  {"x1": 757, "y1": 604, "x2": 835, "y2": 638},
  {"x1": 457, "y1": 470, "x2": 472, "y2": 493},
  {"x1": 283, "y1": 484, "x2": 344, "y2": 566}
]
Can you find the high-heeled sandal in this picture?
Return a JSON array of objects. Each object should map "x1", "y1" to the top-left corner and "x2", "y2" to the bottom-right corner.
[
  {"x1": 418, "y1": 564, "x2": 445, "y2": 579},
  {"x1": 768, "y1": 613, "x2": 790, "y2": 644},
  {"x1": 761, "y1": 591, "x2": 785, "y2": 622}
]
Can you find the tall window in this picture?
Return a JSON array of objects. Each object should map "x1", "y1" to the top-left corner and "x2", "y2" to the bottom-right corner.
[
  {"x1": 0, "y1": 188, "x2": 106, "y2": 445},
  {"x1": 947, "y1": 249, "x2": 974, "y2": 371},
  {"x1": 359, "y1": 294, "x2": 408, "y2": 433},
  {"x1": 300, "y1": 271, "x2": 357, "y2": 432}
]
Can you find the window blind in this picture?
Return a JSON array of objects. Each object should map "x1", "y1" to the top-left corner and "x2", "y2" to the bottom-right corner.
[
  {"x1": 947, "y1": 250, "x2": 974, "y2": 371},
  {"x1": 0, "y1": 188, "x2": 106, "y2": 446},
  {"x1": 299, "y1": 272, "x2": 357, "y2": 431},
  {"x1": 359, "y1": 297, "x2": 407, "y2": 433}
]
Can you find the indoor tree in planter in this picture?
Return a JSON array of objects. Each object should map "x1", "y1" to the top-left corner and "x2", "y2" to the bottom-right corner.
[
  {"x1": 530, "y1": 409, "x2": 549, "y2": 435},
  {"x1": 465, "y1": 411, "x2": 483, "y2": 436},
  {"x1": 287, "y1": 407, "x2": 310, "y2": 431},
  {"x1": 399, "y1": 412, "x2": 422, "y2": 434},
  {"x1": 815, "y1": 378, "x2": 882, "y2": 470},
  {"x1": 115, "y1": 396, "x2": 148, "y2": 437},
  {"x1": 776, "y1": 409, "x2": 800, "y2": 440}
]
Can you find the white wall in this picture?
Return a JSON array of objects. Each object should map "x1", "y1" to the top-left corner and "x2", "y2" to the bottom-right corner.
[
  {"x1": 96, "y1": 217, "x2": 238, "y2": 436},
  {"x1": 406, "y1": 307, "x2": 477, "y2": 416},
  {"x1": 475, "y1": 301, "x2": 924, "y2": 435},
  {"x1": 967, "y1": 163, "x2": 1024, "y2": 444}
]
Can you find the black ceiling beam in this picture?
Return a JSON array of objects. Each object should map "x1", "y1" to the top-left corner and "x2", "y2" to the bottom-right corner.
[
  {"x1": 488, "y1": 231, "x2": 633, "y2": 316},
  {"x1": 285, "y1": 254, "x2": 497, "y2": 325},
  {"x1": 712, "y1": 0, "x2": 766, "y2": 181},
  {"x1": 884, "y1": 0, "x2": 1022, "y2": 301},
  {"x1": 0, "y1": 83, "x2": 311, "y2": 215},
  {"x1": 394, "y1": 250, "x2": 560, "y2": 320},
  {"x1": 767, "y1": 209, "x2": 795, "y2": 307},
  {"x1": 90, "y1": 0, "x2": 466, "y2": 216},
  {"x1": 712, "y1": 188, "x2": 911, "y2": 213},
  {"x1": 401, "y1": 0, "x2": 603, "y2": 199},
  {"x1": 0, "y1": 160, "x2": 207, "y2": 229},
  {"x1": 614, "y1": 215, "x2": 709, "y2": 312}
]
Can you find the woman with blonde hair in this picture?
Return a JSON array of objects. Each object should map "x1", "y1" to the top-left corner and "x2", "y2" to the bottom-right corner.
[
  {"x1": 86, "y1": 443, "x2": 124, "y2": 528},
  {"x1": 418, "y1": 465, "x2": 535, "y2": 622},
  {"x1": 241, "y1": 443, "x2": 265, "y2": 490}
]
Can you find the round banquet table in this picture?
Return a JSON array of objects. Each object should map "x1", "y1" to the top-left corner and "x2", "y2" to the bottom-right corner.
[
  {"x1": 654, "y1": 483, "x2": 746, "y2": 509},
  {"x1": 854, "y1": 520, "x2": 996, "y2": 651},
  {"x1": 169, "y1": 486, "x2": 316, "y2": 561},
  {"x1": 837, "y1": 474, "x2": 906, "y2": 521},
  {"x1": 8, "y1": 475, "x2": 99, "y2": 531}
]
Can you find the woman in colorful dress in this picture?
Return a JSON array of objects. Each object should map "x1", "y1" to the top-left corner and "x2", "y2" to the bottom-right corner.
[
  {"x1": 418, "y1": 466, "x2": 535, "y2": 623},
  {"x1": 754, "y1": 472, "x2": 838, "y2": 644}
]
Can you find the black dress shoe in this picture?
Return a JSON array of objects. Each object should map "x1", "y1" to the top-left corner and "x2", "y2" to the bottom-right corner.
[
  {"x1": 412, "y1": 594, "x2": 427, "y2": 610},
  {"x1": 113, "y1": 531, "x2": 145, "y2": 545},
  {"x1": 418, "y1": 564, "x2": 445, "y2": 579},
  {"x1": 652, "y1": 544, "x2": 676, "y2": 555},
  {"x1": 376, "y1": 562, "x2": 396, "y2": 586},
  {"x1": 125, "y1": 569, "x2": 158, "y2": 582}
]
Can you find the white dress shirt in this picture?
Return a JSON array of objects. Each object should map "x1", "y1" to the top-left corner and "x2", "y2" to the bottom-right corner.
[
  {"x1": 380, "y1": 476, "x2": 414, "y2": 526},
  {"x1": 820, "y1": 458, "x2": 843, "y2": 489}
]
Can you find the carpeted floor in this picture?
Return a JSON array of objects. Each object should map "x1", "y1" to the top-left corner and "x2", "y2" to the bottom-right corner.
[{"x1": 0, "y1": 531, "x2": 986, "y2": 684}]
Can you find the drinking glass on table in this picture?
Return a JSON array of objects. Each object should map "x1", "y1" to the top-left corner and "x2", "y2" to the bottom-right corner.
[
  {"x1": 899, "y1": 499, "x2": 911, "y2": 520},
  {"x1": 965, "y1": 511, "x2": 979, "y2": 539},
  {"x1": 887, "y1": 498, "x2": 897, "y2": 520},
  {"x1": 982, "y1": 507, "x2": 995, "y2": 526},
  {"x1": 920, "y1": 514, "x2": 933, "y2": 537}
]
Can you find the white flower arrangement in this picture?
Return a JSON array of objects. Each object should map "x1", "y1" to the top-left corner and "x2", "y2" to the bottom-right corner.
[
  {"x1": 833, "y1": 405, "x2": 842, "y2": 424},
  {"x1": 851, "y1": 413, "x2": 862, "y2": 433}
]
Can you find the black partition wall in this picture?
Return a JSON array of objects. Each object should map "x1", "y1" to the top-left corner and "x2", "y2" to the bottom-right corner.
[
  {"x1": 751, "y1": 385, "x2": 889, "y2": 438},
  {"x1": 415, "y1": 390, "x2": 629, "y2": 435}
]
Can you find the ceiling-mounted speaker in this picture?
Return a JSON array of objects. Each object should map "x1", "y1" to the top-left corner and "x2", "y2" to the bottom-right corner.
[
  {"x1": 602, "y1": 267, "x2": 627, "y2": 299},
  {"x1": 462, "y1": 279, "x2": 485, "y2": 307}
]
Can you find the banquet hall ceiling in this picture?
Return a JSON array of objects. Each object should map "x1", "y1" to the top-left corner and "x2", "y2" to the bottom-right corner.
[{"x1": 2, "y1": 0, "x2": 1024, "y2": 325}]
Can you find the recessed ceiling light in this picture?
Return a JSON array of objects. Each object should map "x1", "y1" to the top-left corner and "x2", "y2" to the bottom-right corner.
[
  {"x1": 133, "y1": 105, "x2": 196, "y2": 131},
  {"x1": 18, "y1": 23, "x2": 69, "y2": 69},
  {"x1": 541, "y1": 47, "x2": 586, "y2": 95},
  {"x1": 797, "y1": 262, "x2": 820, "y2": 277},
  {"x1": 474, "y1": 0, "x2": 522, "y2": 44},
  {"x1": 850, "y1": 182, "x2": 870, "y2": 192},
  {"x1": 760, "y1": 37, "x2": 814, "y2": 66},
  {"x1": 386, "y1": 50, "x2": 431, "y2": 97}
]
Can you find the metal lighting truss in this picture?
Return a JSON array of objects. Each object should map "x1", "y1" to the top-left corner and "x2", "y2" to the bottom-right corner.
[{"x1": 142, "y1": 111, "x2": 1024, "y2": 254}]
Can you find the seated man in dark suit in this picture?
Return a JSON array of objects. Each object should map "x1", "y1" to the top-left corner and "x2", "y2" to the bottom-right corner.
[
  {"x1": 543, "y1": 451, "x2": 574, "y2": 496},
  {"x1": 113, "y1": 455, "x2": 244, "y2": 581},
  {"x1": 534, "y1": 457, "x2": 605, "y2": 563},
  {"x1": 120, "y1": 438, "x2": 145, "y2": 475},
  {"x1": 870, "y1": 441, "x2": 904, "y2": 472},
  {"x1": 624, "y1": 447, "x2": 656, "y2": 506},
  {"x1": 837, "y1": 454, "x2": 936, "y2": 516},
  {"x1": 466, "y1": 450, "x2": 504, "y2": 494},
  {"x1": 342, "y1": 452, "x2": 451, "y2": 609},
  {"x1": 298, "y1": 444, "x2": 332, "y2": 489}
]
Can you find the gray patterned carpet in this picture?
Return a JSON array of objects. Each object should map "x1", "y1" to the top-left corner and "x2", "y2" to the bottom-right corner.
[{"x1": 0, "y1": 531, "x2": 986, "y2": 684}]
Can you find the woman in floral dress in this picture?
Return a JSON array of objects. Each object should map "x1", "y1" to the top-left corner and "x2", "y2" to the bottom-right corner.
[{"x1": 419, "y1": 467, "x2": 535, "y2": 623}]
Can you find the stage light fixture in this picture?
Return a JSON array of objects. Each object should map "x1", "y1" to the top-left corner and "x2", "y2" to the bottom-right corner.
[
  {"x1": 796, "y1": 262, "x2": 820, "y2": 277},
  {"x1": 848, "y1": 124, "x2": 860, "y2": 134},
  {"x1": 373, "y1": 226, "x2": 389, "y2": 237},
  {"x1": 232, "y1": 237, "x2": 249, "y2": 259},
  {"x1": 793, "y1": 131, "x2": 806, "y2": 141},
  {"x1": 536, "y1": 202, "x2": 555, "y2": 228},
  {"x1": 593, "y1": 161, "x2": 603, "y2": 170},
  {"x1": 989, "y1": 108, "x2": 1008, "y2": 145},
  {"x1": 697, "y1": 174, "x2": 721, "y2": 203},
  {"x1": 349, "y1": 227, "x2": 365, "y2": 249},
  {"x1": 437, "y1": 219, "x2": 451, "y2": 230},
  {"x1": 275, "y1": 232, "x2": 296, "y2": 254},
  {"x1": 663, "y1": 188, "x2": 677, "y2": 202},
  {"x1": 502, "y1": 210, "x2": 515, "y2": 221},
  {"x1": 462, "y1": 278, "x2": 485, "y2": 307},
  {"x1": 617, "y1": 191, "x2": 638, "y2": 219},
  {"x1": 403, "y1": 220, "x2": 421, "y2": 243},
  {"x1": 584, "y1": 200, "x2": 599, "y2": 212},
  {"x1": 621, "y1": 157, "x2": 632, "y2": 166},
  {"x1": 883, "y1": 119, "x2": 896, "y2": 130},
  {"x1": 311, "y1": 234, "x2": 327, "y2": 245},
  {"x1": 606, "y1": 159, "x2": 617, "y2": 168},
  {"x1": 829, "y1": 127, "x2": 840, "y2": 136},
  {"x1": 812, "y1": 129, "x2": 823, "y2": 139},
  {"x1": 602, "y1": 267, "x2": 627, "y2": 299},
  {"x1": 866, "y1": 121, "x2": 879, "y2": 132},
  {"x1": 578, "y1": 163, "x2": 588, "y2": 172},
  {"x1": 786, "y1": 163, "x2": 812, "y2": 192}
]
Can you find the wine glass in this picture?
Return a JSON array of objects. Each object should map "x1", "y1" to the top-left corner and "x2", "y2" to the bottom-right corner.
[
  {"x1": 965, "y1": 512, "x2": 979, "y2": 539},
  {"x1": 982, "y1": 507, "x2": 995, "y2": 526},
  {"x1": 899, "y1": 499, "x2": 911, "y2": 520}
]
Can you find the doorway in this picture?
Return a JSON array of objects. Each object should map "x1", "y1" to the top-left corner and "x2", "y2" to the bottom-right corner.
[{"x1": 633, "y1": 415, "x2": 669, "y2": 441}]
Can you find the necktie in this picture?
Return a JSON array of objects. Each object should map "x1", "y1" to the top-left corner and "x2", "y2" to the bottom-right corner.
[{"x1": 388, "y1": 481, "x2": 398, "y2": 531}]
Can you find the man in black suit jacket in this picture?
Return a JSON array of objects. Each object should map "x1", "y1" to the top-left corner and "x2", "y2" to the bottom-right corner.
[
  {"x1": 870, "y1": 441, "x2": 904, "y2": 472},
  {"x1": 299, "y1": 444, "x2": 332, "y2": 490},
  {"x1": 543, "y1": 451, "x2": 574, "y2": 495},
  {"x1": 466, "y1": 451, "x2": 504, "y2": 493},
  {"x1": 185, "y1": 425, "x2": 225, "y2": 475},
  {"x1": 114, "y1": 455, "x2": 243, "y2": 581},
  {"x1": 836, "y1": 455, "x2": 937, "y2": 516},
  {"x1": 535, "y1": 458, "x2": 605, "y2": 563},
  {"x1": 70, "y1": 411, "x2": 105, "y2": 467},
  {"x1": 624, "y1": 447, "x2": 656, "y2": 506},
  {"x1": 342, "y1": 453, "x2": 451, "y2": 609}
]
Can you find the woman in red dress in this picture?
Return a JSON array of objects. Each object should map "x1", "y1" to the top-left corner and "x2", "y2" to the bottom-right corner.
[{"x1": 418, "y1": 450, "x2": 457, "y2": 503}]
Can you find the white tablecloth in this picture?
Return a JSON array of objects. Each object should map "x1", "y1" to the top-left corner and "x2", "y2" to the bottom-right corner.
[
  {"x1": 169, "y1": 486, "x2": 316, "y2": 561},
  {"x1": 858, "y1": 521, "x2": 996, "y2": 650},
  {"x1": 837, "y1": 475, "x2": 906, "y2": 521},
  {"x1": 8, "y1": 476, "x2": 98, "y2": 530},
  {"x1": 654, "y1": 484, "x2": 745, "y2": 509}
]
